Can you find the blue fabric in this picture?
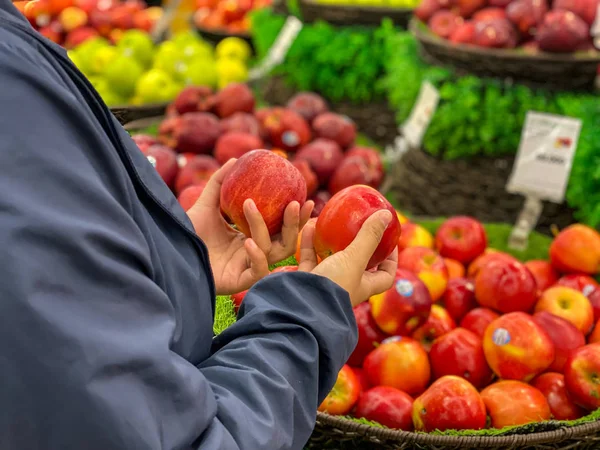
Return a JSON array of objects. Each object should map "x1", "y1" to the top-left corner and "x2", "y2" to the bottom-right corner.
[{"x1": 0, "y1": 4, "x2": 358, "y2": 449}]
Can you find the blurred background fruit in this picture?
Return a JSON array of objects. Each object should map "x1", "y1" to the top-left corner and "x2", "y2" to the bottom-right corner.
[{"x1": 193, "y1": 0, "x2": 273, "y2": 34}]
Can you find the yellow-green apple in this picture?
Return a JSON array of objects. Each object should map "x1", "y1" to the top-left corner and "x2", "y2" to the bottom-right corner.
[
  {"x1": 314, "y1": 185, "x2": 401, "y2": 270},
  {"x1": 412, "y1": 304, "x2": 456, "y2": 351},
  {"x1": 534, "y1": 286, "x2": 594, "y2": 335},
  {"x1": 363, "y1": 336, "x2": 431, "y2": 395},
  {"x1": 442, "y1": 277, "x2": 476, "y2": 322},
  {"x1": 398, "y1": 222, "x2": 434, "y2": 252},
  {"x1": 429, "y1": 327, "x2": 493, "y2": 389},
  {"x1": 444, "y1": 257, "x2": 466, "y2": 279},
  {"x1": 525, "y1": 259, "x2": 559, "y2": 292},
  {"x1": 355, "y1": 386, "x2": 414, "y2": 430},
  {"x1": 220, "y1": 150, "x2": 307, "y2": 237},
  {"x1": 550, "y1": 224, "x2": 600, "y2": 275},
  {"x1": 557, "y1": 275, "x2": 600, "y2": 323},
  {"x1": 369, "y1": 269, "x2": 433, "y2": 336},
  {"x1": 460, "y1": 307, "x2": 499, "y2": 338},
  {"x1": 412, "y1": 376, "x2": 486, "y2": 432},
  {"x1": 475, "y1": 259, "x2": 538, "y2": 313},
  {"x1": 532, "y1": 311, "x2": 586, "y2": 373},
  {"x1": 532, "y1": 372, "x2": 586, "y2": 420},
  {"x1": 434, "y1": 216, "x2": 487, "y2": 264},
  {"x1": 397, "y1": 247, "x2": 449, "y2": 302},
  {"x1": 481, "y1": 380, "x2": 551, "y2": 428},
  {"x1": 483, "y1": 312, "x2": 555, "y2": 381},
  {"x1": 347, "y1": 302, "x2": 388, "y2": 367},
  {"x1": 564, "y1": 343, "x2": 600, "y2": 411}
]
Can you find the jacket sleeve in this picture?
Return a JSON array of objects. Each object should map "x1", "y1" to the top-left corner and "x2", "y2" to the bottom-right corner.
[{"x1": 0, "y1": 43, "x2": 357, "y2": 450}]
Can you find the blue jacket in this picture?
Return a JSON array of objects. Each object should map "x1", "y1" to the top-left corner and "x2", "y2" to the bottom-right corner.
[{"x1": 0, "y1": 3, "x2": 357, "y2": 449}]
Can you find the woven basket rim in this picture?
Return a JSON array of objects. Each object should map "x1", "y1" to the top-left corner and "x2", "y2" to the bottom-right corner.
[
  {"x1": 410, "y1": 18, "x2": 600, "y2": 63},
  {"x1": 109, "y1": 102, "x2": 170, "y2": 112},
  {"x1": 316, "y1": 412, "x2": 600, "y2": 446},
  {"x1": 300, "y1": 0, "x2": 414, "y2": 13},
  {"x1": 194, "y1": 25, "x2": 251, "y2": 39}
]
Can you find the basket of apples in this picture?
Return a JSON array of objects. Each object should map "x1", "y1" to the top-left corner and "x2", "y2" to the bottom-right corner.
[
  {"x1": 410, "y1": 0, "x2": 600, "y2": 90},
  {"x1": 308, "y1": 218, "x2": 600, "y2": 449},
  {"x1": 298, "y1": 0, "x2": 418, "y2": 28},
  {"x1": 192, "y1": 0, "x2": 272, "y2": 47}
]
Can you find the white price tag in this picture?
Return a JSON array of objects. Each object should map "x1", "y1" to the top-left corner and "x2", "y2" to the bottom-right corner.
[
  {"x1": 248, "y1": 16, "x2": 303, "y2": 81},
  {"x1": 506, "y1": 111, "x2": 582, "y2": 204},
  {"x1": 384, "y1": 135, "x2": 408, "y2": 165},
  {"x1": 401, "y1": 81, "x2": 440, "y2": 148}
]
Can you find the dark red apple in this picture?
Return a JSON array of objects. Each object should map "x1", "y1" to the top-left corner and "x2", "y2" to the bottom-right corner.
[
  {"x1": 310, "y1": 190, "x2": 331, "y2": 218},
  {"x1": 213, "y1": 132, "x2": 264, "y2": 165},
  {"x1": 506, "y1": 0, "x2": 548, "y2": 36},
  {"x1": 536, "y1": 9, "x2": 589, "y2": 53},
  {"x1": 532, "y1": 372, "x2": 586, "y2": 420},
  {"x1": 473, "y1": 18, "x2": 519, "y2": 48},
  {"x1": 428, "y1": 10, "x2": 464, "y2": 38},
  {"x1": 328, "y1": 156, "x2": 383, "y2": 195},
  {"x1": 415, "y1": 0, "x2": 443, "y2": 22},
  {"x1": 174, "y1": 155, "x2": 220, "y2": 195},
  {"x1": 312, "y1": 112, "x2": 356, "y2": 149},
  {"x1": 158, "y1": 113, "x2": 222, "y2": 154},
  {"x1": 441, "y1": 278, "x2": 477, "y2": 322},
  {"x1": 451, "y1": 0, "x2": 486, "y2": 18},
  {"x1": 145, "y1": 144, "x2": 179, "y2": 189},
  {"x1": 220, "y1": 112, "x2": 261, "y2": 137},
  {"x1": 347, "y1": 302, "x2": 388, "y2": 367},
  {"x1": 213, "y1": 82, "x2": 255, "y2": 118},
  {"x1": 355, "y1": 387, "x2": 414, "y2": 431},
  {"x1": 286, "y1": 92, "x2": 328, "y2": 124},
  {"x1": 262, "y1": 107, "x2": 312, "y2": 152},
  {"x1": 295, "y1": 138, "x2": 344, "y2": 185},
  {"x1": 172, "y1": 85, "x2": 216, "y2": 115}
]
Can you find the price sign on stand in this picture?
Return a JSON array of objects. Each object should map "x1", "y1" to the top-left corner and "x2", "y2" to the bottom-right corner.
[
  {"x1": 506, "y1": 111, "x2": 582, "y2": 250},
  {"x1": 381, "y1": 81, "x2": 439, "y2": 194},
  {"x1": 248, "y1": 16, "x2": 303, "y2": 81},
  {"x1": 591, "y1": 5, "x2": 600, "y2": 48}
]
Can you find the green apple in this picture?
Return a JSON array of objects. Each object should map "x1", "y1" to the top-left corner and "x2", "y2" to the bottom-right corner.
[
  {"x1": 89, "y1": 45, "x2": 119, "y2": 75},
  {"x1": 72, "y1": 37, "x2": 110, "y2": 75},
  {"x1": 180, "y1": 40, "x2": 213, "y2": 62},
  {"x1": 170, "y1": 30, "x2": 202, "y2": 47},
  {"x1": 134, "y1": 69, "x2": 177, "y2": 104},
  {"x1": 179, "y1": 58, "x2": 218, "y2": 87},
  {"x1": 153, "y1": 41, "x2": 187, "y2": 78},
  {"x1": 117, "y1": 30, "x2": 155, "y2": 69},
  {"x1": 102, "y1": 54, "x2": 144, "y2": 98}
]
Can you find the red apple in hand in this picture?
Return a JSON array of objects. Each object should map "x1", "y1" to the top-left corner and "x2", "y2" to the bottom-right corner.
[
  {"x1": 355, "y1": 387, "x2": 414, "y2": 430},
  {"x1": 442, "y1": 278, "x2": 477, "y2": 322},
  {"x1": 475, "y1": 260, "x2": 538, "y2": 313},
  {"x1": 412, "y1": 304, "x2": 456, "y2": 351},
  {"x1": 429, "y1": 328, "x2": 493, "y2": 389},
  {"x1": 347, "y1": 303, "x2": 388, "y2": 367},
  {"x1": 564, "y1": 343, "x2": 600, "y2": 411},
  {"x1": 532, "y1": 373, "x2": 586, "y2": 420},
  {"x1": 318, "y1": 364, "x2": 361, "y2": 415},
  {"x1": 314, "y1": 185, "x2": 401, "y2": 270},
  {"x1": 413, "y1": 376, "x2": 487, "y2": 432},
  {"x1": 550, "y1": 224, "x2": 600, "y2": 275},
  {"x1": 435, "y1": 216, "x2": 487, "y2": 265},
  {"x1": 174, "y1": 155, "x2": 220, "y2": 195},
  {"x1": 525, "y1": 260, "x2": 559, "y2": 292},
  {"x1": 532, "y1": 311, "x2": 586, "y2": 373},
  {"x1": 364, "y1": 336, "x2": 431, "y2": 395},
  {"x1": 220, "y1": 150, "x2": 307, "y2": 237},
  {"x1": 231, "y1": 290, "x2": 247, "y2": 313},
  {"x1": 481, "y1": 380, "x2": 551, "y2": 428},
  {"x1": 483, "y1": 312, "x2": 555, "y2": 381},
  {"x1": 369, "y1": 270, "x2": 433, "y2": 336},
  {"x1": 145, "y1": 145, "x2": 179, "y2": 189},
  {"x1": 295, "y1": 138, "x2": 344, "y2": 185},
  {"x1": 460, "y1": 307, "x2": 499, "y2": 338},
  {"x1": 312, "y1": 112, "x2": 356, "y2": 149},
  {"x1": 534, "y1": 286, "x2": 594, "y2": 335},
  {"x1": 397, "y1": 247, "x2": 449, "y2": 302}
]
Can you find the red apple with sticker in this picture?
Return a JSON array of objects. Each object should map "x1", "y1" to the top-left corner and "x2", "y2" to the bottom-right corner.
[
  {"x1": 412, "y1": 376, "x2": 487, "y2": 432},
  {"x1": 442, "y1": 278, "x2": 477, "y2": 322},
  {"x1": 220, "y1": 150, "x2": 307, "y2": 237},
  {"x1": 481, "y1": 380, "x2": 551, "y2": 428},
  {"x1": 412, "y1": 304, "x2": 456, "y2": 351},
  {"x1": 318, "y1": 364, "x2": 361, "y2": 415},
  {"x1": 145, "y1": 145, "x2": 179, "y2": 189},
  {"x1": 532, "y1": 372, "x2": 586, "y2": 420},
  {"x1": 550, "y1": 224, "x2": 600, "y2": 275},
  {"x1": 262, "y1": 107, "x2": 312, "y2": 152},
  {"x1": 397, "y1": 247, "x2": 449, "y2": 302},
  {"x1": 370, "y1": 269, "x2": 433, "y2": 336},
  {"x1": 525, "y1": 260, "x2": 559, "y2": 292},
  {"x1": 556, "y1": 274, "x2": 599, "y2": 298},
  {"x1": 364, "y1": 336, "x2": 431, "y2": 395},
  {"x1": 483, "y1": 312, "x2": 555, "y2": 381},
  {"x1": 460, "y1": 307, "x2": 499, "y2": 338},
  {"x1": 434, "y1": 216, "x2": 487, "y2": 264},
  {"x1": 429, "y1": 327, "x2": 493, "y2": 389},
  {"x1": 355, "y1": 386, "x2": 414, "y2": 430},
  {"x1": 532, "y1": 311, "x2": 586, "y2": 373},
  {"x1": 475, "y1": 259, "x2": 538, "y2": 313},
  {"x1": 347, "y1": 302, "x2": 388, "y2": 367},
  {"x1": 397, "y1": 223, "x2": 434, "y2": 252},
  {"x1": 534, "y1": 286, "x2": 594, "y2": 335},
  {"x1": 563, "y1": 343, "x2": 600, "y2": 411},
  {"x1": 314, "y1": 185, "x2": 401, "y2": 270}
]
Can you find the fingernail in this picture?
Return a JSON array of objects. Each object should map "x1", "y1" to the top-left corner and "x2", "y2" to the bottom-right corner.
[
  {"x1": 379, "y1": 210, "x2": 392, "y2": 226},
  {"x1": 246, "y1": 199, "x2": 258, "y2": 212}
]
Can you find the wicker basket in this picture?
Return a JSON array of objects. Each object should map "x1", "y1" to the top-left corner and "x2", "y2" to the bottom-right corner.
[
  {"x1": 110, "y1": 102, "x2": 169, "y2": 126},
  {"x1": 194, "y1": 26, "x2": 254, "y2": 51},
  {"x1": 260, "y1": 76, "x2": 399, "y2": 147},
  {"x1": 299, "y1": 0, "x2": 413, "y2": 28},
  {"x1": 307, "y1": 412, "x2": 600, "y2": 450},
  {"x1": 410, "y1": 19, "x2": 600, "y2": 91},
  {"x1": 387, "y1": 146, "x2": 575, "y2": 236}
]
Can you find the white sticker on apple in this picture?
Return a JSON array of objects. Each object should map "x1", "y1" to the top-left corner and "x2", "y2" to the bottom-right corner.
[
  {"x1": 492, "y1": 328, "x2": 511, "y2": 346},
  {"x1": 395, "y1": 279, "x2": 414, "y2": 297}
]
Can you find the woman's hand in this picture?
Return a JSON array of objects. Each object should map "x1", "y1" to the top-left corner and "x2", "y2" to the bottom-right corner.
[
  {"x1": 297, "y1": 210, "x2": 398, "y2": 307},
  {"x1": 186, "y1": 159, "x2": 314, "y2": 295}
]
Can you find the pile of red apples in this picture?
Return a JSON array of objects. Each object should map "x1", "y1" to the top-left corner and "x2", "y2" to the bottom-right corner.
[
  {"x1": 193, "y1": 0, "x2": 272, "y2": 34},
  {"x1": 318, "y1": 218, "x2": 600, "y2": 432},
  {"x1": 415, "y1": 0, "x2": 599, "y2": 53},
  {"x1": 132, "y1": 83, "x2": 385, "y2": 214}
]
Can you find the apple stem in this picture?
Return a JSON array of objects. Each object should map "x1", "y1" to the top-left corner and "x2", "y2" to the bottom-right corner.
[{"x1": 550, "y1": 224, "x2": 560, "y2": 237}]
